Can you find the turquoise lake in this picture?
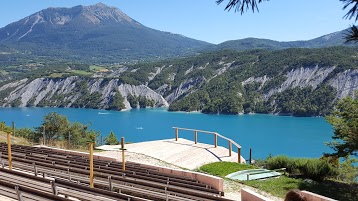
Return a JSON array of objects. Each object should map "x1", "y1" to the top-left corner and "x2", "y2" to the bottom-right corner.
[{"x1": 0, "y1": 107, "x2": 333, "y2": 160}]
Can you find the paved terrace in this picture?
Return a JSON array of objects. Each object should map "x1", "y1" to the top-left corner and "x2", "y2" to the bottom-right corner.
[{"x1": 97, "y1": 138, "x2": 245, "y2": 170}]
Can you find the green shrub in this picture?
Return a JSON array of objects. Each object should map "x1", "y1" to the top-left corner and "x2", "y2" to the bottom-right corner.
[
  {"x1": 338, "y1": 158, "x2": 358, "y2": 183},
  {"x1": 266, "y1": 155, "x2": 301, "y2": 174},
  {"x1": 298, "y1": 159, "x2": 338, "y2": 181},
  {"x1": 266, "y1": 155, "x2": 291, "y2": 170},
  {"x1": 266, "y1": 156, "x2": 338, "y2": 181},
  {"x1": 290, "y1": 158, "x2": 309, "y2": 174}
]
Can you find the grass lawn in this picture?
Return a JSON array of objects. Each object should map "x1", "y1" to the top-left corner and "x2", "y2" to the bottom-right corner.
[
  {"x1": 198, "y1": 162, "x2": 256, "y2": 177},
  {"x1": 71, "y1": 70, "x2": 93, "y2": 76},
  {"x1": 244, "y1": 176, "x2": 301, "y2": 198},
  {"x1": 90, "y1": 65, "x2": 103, "y2": 71},
  {"x1": 245, "y1": 177, "x2": 358, "y2": 201},
  {"x1": 89, "y1": 65, "x2": 108, "y2": 72},
  {"x1": 49, "y1": 73, "x2": 67, "y2": 78},
  {"x1": 199, "y1": 162, "x2": 358, "y2": 201}
]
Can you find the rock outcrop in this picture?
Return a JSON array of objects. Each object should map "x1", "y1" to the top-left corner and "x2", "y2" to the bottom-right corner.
[
  {"x1": 165, "y1": 77, "x2": 206, "y2": 103},
  {"x1": 328, "y1": 69, "x2": 358, "y2": 99},
  {"x1": 0, "y1": 76, "x2": 168, "y2": 110},
  {"x1": 265, "y1": 66, "x2": 336, "y2": 98},
  {"x1": 241, "y1": 66, "x2": 358, "y2": 100}
]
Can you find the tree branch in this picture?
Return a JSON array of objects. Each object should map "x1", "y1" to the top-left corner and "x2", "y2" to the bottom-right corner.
[
  {"x1": 341, "y1": 0, "x2": 358, "y2": 21},
  {"x1": 345, "y1": 25, "x2": 358, "y2": 43},
  {"x1": 216, "y1": 0, "x2": 266, "y2": 14}
]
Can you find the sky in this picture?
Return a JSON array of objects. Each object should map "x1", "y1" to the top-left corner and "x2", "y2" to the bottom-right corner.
[{"x1": 0, "y1": 0, "x2": 356, "y2": 44}]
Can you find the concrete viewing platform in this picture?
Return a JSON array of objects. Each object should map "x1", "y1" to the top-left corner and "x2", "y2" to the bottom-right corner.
[{"x1": 97, "y1": 138, "x2": 245, "y2": 170}]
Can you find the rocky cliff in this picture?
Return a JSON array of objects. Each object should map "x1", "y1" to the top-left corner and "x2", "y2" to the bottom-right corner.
[
  {"x1": 242, "y1": 66, "x2": 358, "y2": 100},
  {"x1": 0, "y1": 76, "x2": 168, "y2": 110}
]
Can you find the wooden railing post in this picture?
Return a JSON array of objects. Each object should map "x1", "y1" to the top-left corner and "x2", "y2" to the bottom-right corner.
[
  {"x1": 88, "y1": 142, "x2": 94, "y2": 188},
  {"x1": 173, "y1": 128, "x2": 243, "y2": 161},
  {"x1": 42, "y1": 126, "x2": 45, "y2": 145},
  {"x1": 121, "y1": 137, "x2": 126, "y2": 171},
  {"x1": 214, "y1": 133, "x2": 218, "y2": 148},
  {"x1": 228, "y1": 141, "x2": 232, "y2": 156},
  {"x1": 237, "y1": 147, "x2": 241, "y2": 163},
  {"x1": 12, "y1": 121, "x2": 15, "y2": 137},
  {"x1": 108, "y1": 176, "x2": 113, "y2": 192},
  {"x1": 175, "y1": 128, "x2": 178, "y2": 141},
  {"x1": 194, "y1": 131, "x2": 197, "y2": 144},
  {"x1": 7, "y1": 132, "x2": 12, "y2": 170}
]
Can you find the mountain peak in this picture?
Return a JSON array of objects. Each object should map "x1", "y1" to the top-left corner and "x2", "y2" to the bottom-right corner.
[
  {"x1": 80, "y1": 3, "x2": 136, "y2": 24},
  {"x1": 0, "y1": 3, "x2": 209, "y2": 62},
  {"x1": 93, "y1": 2, "x2": 108, "y2": 7}
]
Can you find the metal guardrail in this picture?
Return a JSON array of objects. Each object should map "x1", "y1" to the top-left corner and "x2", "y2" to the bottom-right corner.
[{"x1": 172, "y1": 127, "x2": 242, "y2": 163}]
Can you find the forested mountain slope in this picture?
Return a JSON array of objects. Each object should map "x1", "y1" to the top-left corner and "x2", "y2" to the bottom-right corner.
[
  {"x1": 1, "y1": 47, "x2": 357, "y2": 116},
  {"x1": 216, "y1": 30, "x2": 351, "y2": 51}
]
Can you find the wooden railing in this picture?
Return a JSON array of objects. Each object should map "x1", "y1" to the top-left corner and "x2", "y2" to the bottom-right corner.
[{"x1": 172, "y1": 127, "x2": 242, "y2": 163}]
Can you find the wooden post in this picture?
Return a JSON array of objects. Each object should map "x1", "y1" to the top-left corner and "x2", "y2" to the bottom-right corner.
[
  {"x1": 238, "y1": 147, "x2": 241, "y2": 163},
  {"x1": 7, "y1": 132, "x2": 12, "y2": 170},
  {"x1": 249, "y1": 148, "x2": 252, "y2": 164},
  {"x1": 121, "y1": 137, "x2": 125, "y2": 171},
  {"x1": 89, "y1": 142, "x2": 94, "y2": 188},
  {"x1": 228, "y1": 141, "x2": 232, "y2": 156},
  {"x1": 34, "y1": 163, "x2": 38, "y2": 177},
  {"x1": 51, "y1": 181, "x2": 57, "y2": 195},
  {"x1": 175, "y1": 128, "x2": 178, "y2": 141},
  {"x1": 214, "y1": 133, "x2": 218, "y2": 148},
  {"x1": 15, "y1": 186, "x2": 23, "y2": 201},
  {"x1": 194, "y1": 131, "x2": 197, "y2": 144},
  {"x1": 108, "y1": 176, "x2": 113, "y2": 192},
  {"x1": 68, "y1": 131, "x2": 71, "y2": 149},
  {"x1": 42, "y1": 126, "x2": 45, "y2": 146},
  {"x1": 12, "y1": 121, "x2": 15, "y2": 137}
]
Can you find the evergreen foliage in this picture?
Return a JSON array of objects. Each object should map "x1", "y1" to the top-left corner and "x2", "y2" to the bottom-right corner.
[
  {"x1": 37, "y1": 112, "x2": 70, "y2": 140},
  {"x1": 31, "y1": 112, "x2": 100, "y2": 148},
  {"x1": 108, "y1": 91, "x2": 125, "y2": 111},
  {"x1": 217, "y1": 0, "x2": 358, "y2": 43},
  {"x1": 127, "y1": 94, "x2": 155, "y2": 109},
  {"x1": 104, "y1": 131, "x2": 119, "y2": 145},
  {"x1": 326, "y1": 93, "x2": 358, "y2": 157}
]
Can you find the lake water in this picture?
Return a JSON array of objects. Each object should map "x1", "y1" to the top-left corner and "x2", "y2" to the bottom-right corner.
[{"x1": 0, "y1": 107, "x2": 333, "y2": 159}]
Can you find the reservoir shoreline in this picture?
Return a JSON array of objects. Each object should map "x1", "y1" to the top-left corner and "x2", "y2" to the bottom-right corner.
[{"x1": 0, "y1": 107, "x2": 333, "y2": 159}]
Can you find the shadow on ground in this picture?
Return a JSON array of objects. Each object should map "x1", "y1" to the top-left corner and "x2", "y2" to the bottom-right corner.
[{"x1": 299, "y1": 180, "x2": 358, "y2": 201}]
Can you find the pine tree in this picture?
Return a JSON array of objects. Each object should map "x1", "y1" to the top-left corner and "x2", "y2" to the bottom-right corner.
[
  {"x1": 325, "y1": 93, "x2": 358, "y2": 157},
  {"x1": 104, "y1": 131, "x2": 119, "y2": 145}
]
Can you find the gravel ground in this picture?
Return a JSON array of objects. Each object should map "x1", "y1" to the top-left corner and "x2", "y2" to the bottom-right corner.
[
  {"x1": 95, "y1": 150, "x2": 183, "y2": 169},
  {"x1": 96, "y1": 150, "x2": 283, "y2": 201}
]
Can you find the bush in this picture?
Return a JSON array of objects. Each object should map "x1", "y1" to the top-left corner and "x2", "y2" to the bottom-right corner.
[
  {"x1": 266, "y1": 156, "x2": 338, "y2": 181},
  {"x1": 266, "y1": 155, "x2": 291, "y2": 170},
  {"x1": 338, "y1": 158, "x2": 358, "y2": 183},
  {"x1": 298, "y1": 159, "x2": 338, "y2": 181}
]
